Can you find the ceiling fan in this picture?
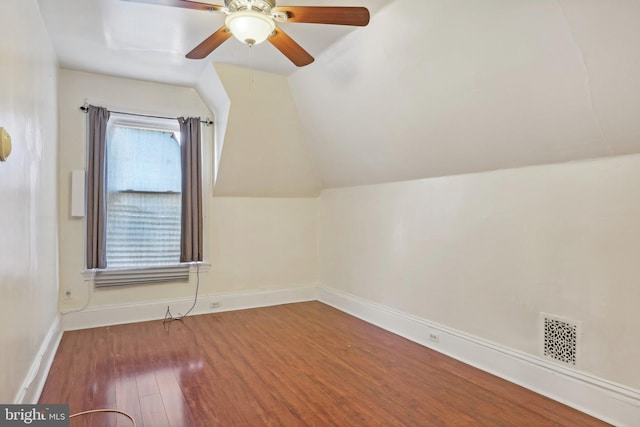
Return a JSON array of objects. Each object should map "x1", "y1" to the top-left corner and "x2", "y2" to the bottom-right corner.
[{"x1": 122, "y1": 0, "x2": 370, "y2": 67}]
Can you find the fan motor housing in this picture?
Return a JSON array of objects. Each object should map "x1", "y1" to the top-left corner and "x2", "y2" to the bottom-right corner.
[{"x1": 225, "y1": 0, "x2": 276, "y2": 13}]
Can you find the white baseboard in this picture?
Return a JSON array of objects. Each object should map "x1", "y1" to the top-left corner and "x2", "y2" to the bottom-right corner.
[
  {"x1": 61, "y1": 285, "x2": 318, "y2": 331},
  {"x1": 317, "y1": 286, "x2": 640, "y2": 427},
  {"x1": 14, "y1": 314, "x2": 63, "y2": 404}
]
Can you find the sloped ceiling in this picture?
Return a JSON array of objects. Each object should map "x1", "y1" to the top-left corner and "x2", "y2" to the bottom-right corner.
[
  {"x1": 37, "y1": 0, "x2": 640, "y2": 193},
  {"x1": 289, "y1": 0, "x2": 640, "y2": 188}
]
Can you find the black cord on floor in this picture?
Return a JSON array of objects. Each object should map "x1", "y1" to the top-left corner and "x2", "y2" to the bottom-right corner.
[{"x1": 163, "y1": 262, "x2": 200, "y2": 324}]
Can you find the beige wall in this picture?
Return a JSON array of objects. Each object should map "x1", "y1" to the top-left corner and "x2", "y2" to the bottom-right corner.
[
  {"x1": 58, "y1": 69, "x2": 318, "y2": 311},
  {"x1": 0, "y1": 0, "x2": 59, "y2": 402},
  {"x1": 214, "y1": 64, "x2": 321, "y2": 197},
  {"x1": 209, "y1": 197, "x2": 317, "y2": 294},
  {"x1": 318, "y1": 154, "x2": 640, "y2": 390}
]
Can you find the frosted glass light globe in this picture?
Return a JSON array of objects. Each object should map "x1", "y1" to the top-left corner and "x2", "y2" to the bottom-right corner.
[{"x1": 226, "y1": 10, "x2": 275, "y2": 46}]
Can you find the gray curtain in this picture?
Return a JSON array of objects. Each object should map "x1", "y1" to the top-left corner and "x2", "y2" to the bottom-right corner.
[
  {"x1": 179, "y1": 117, "x2": 203, "y2": 262},
  {"x1": 86, "y1": 105, "x2": 110, "y2": 269}
]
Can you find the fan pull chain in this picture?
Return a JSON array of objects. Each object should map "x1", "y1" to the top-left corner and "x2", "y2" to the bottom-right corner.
[{"x1": 249, "y1": 45, "x2": 256, "y2": 86}]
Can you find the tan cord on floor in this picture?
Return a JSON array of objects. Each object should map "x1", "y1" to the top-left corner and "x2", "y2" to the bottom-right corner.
[{"x1": 70, "y1": 409, "x2": 136, "y2": 426}]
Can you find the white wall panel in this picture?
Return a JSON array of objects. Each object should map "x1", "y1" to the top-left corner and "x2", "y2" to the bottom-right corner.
[{"x1": 319, "y1": 154, "x2": 640, "y2": 390}]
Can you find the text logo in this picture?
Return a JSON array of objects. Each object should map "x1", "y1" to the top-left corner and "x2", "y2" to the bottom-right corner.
[{"x1": 0, "y1": 405, "x2": 68, "y2": 426}]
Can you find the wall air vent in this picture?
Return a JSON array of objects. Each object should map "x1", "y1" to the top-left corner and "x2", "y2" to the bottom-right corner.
[{"x1": 541, "y1": 313, "x2": 580, "y2": 367}]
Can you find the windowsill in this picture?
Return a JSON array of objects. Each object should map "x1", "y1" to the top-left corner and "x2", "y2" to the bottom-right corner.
[{"x1": 82, "y1": 261, "x2": 211, "y2": 281}]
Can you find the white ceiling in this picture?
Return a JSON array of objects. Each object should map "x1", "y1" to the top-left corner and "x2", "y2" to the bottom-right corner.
[
  {"x1": 37, "y1": 0, "x2": 391, "y2": 85},
  {"x1": 288, "y1": 0, "x2": 640, "y2": 187},
  {"x1": 37, "y1": 0, "x2": 640, "y2": 192}
]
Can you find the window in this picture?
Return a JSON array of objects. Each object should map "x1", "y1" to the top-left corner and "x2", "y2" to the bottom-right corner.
[
  {"x1": 105, "y1": 120, "x2": 182, "y2": 268},
  {"x1": 84, "y1": 106, "x2": 205, "y2": 287}
]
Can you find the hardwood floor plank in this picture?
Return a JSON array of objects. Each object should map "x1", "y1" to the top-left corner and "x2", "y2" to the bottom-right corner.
[
  {"x1": 40, "y1": 302, "x2": 611, "y2": 426},
  {"x1": 112, "y1": 324, "x2": 144, "y2": 427},
  {"x1": 139, "y1": 393, "x2": 170, "y2": 427},
  {"x1": 114, "y1": 376, "x2": 142, "y2": 427},
  {"x1": 155, "y1": 369, "x2": 195, "y2": 427}
]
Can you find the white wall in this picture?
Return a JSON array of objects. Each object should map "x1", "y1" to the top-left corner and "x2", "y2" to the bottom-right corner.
[
  {"x1": 58, "y1": 70, "x2": 318, "y2": 312},
  {"x1": 0, "y1": 0, "x2": 59, "y2": 403},
  {"x1": 318, "y1": 154, "x2": 640, "y2": 390},
  {"x1": 195, "y1": 63, "x2": 230, "y2": 187}
]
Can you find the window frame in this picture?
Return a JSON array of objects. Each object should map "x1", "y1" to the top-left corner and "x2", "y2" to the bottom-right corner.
[{"x1": 84, "y1": 112, "x2": 210, "y2": 287}]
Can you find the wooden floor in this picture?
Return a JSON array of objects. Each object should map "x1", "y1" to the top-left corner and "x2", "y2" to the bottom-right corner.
[{"x1": 40, "y1": 302, "x2": 609, "y2": 426}]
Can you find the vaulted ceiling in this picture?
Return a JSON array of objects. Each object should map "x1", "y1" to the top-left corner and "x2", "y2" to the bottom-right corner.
[
  {"x1": 290, "y1": 0, "x2": 640, "y2": 187},
  {"x1": 38, "y1": 0, "x2": 640, "y2": 193}
]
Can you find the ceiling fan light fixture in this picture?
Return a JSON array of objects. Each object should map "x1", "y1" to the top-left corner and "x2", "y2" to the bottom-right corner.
[{"x1": 225, "y1": 10, "x2": 275, "y2": 46}]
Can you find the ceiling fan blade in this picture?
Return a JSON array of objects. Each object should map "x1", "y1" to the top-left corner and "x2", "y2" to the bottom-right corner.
[
  {"x1": 186, "y1": 26, "x2": 232, "y2": 59},
  {"x1": 272, "y1": 6, "x2": 370, "y2": 26},
  {"x1": 268, "y1": 27, "x2": 314, "y2": 67},
  {"x1": 121, "y1": 0, "x2": 225, "y2": 13}
]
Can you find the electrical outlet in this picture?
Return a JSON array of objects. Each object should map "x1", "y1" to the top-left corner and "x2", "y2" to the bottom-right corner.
[
  {"x1": 428, "y1": 332, "x2": 440, "y2": 343},
  {"x1": 209, "y1": 301, "x2": 220, "y2": 309},
  {"x1": 64, "y1": 289, "x2": 72, "y2": 300}
]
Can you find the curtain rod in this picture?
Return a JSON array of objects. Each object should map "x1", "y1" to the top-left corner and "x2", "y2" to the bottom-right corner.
[{"x1": 79, "y1": 104, "x2": 213, "y2": 126}]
